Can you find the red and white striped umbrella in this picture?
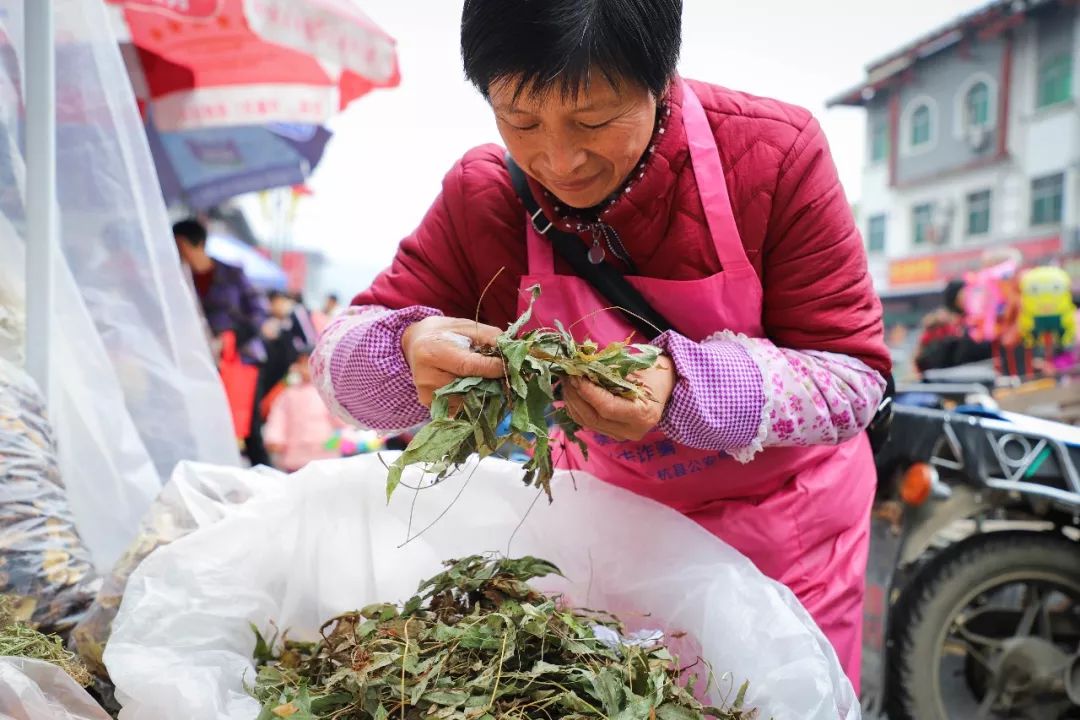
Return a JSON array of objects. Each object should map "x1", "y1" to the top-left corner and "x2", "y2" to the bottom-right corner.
[{"x1": 108, "y1": 0, "x2": 400, "y2": 131}]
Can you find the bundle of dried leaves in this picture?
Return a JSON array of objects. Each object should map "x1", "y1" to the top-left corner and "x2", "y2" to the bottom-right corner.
[
  {"x1": 251, "y1": 556, "x2": 755, "y2": 720},
  {"x1": 388, "y1": 286, "x2": 660, "y2": 500},
  {"x1": 0, "y1": 594, "x2": 92, "y2": 687}
]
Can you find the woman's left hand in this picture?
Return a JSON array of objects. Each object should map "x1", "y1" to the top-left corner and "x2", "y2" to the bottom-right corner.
[{"x1": 561, "y1": 356, "x2": 677, "y2": 441}]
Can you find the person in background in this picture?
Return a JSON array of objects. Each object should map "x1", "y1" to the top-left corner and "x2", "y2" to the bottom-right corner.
[
  {"x1": 263, "y1": 348, "x2": 344, "y2": 473},
  {"x1": 174, "y1": 218, "x2": 268, "y2": 462},
  {"x1": 250, "y1": 290, "x2": 318, "y2": 466},
  {"x1": 914, "y1": 278, "x2": 992, "y2": 375},
  {"x1": 173, "y1": 218, "x2": 267, "y2": 366},
  {"x1": 262, "y1": 291, "x2": 316, "y2": 384},
  {"x1": 324, "y1": 293, "x2": 341, "y2": 318},
  {"x1": 289, "y1": 292, "x2": 319, "y2": 345},
  {"x1": 312, "y1": 293, "x2": 342, "y2": 336}
]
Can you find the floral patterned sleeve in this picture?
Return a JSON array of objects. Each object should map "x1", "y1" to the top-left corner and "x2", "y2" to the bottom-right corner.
[{"x1": 654, "y1": 330, "x2": 886, "y2": 463}]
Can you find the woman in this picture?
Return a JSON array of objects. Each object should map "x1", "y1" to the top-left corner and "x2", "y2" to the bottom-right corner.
[
  {"x1": 313, "y1": 0, "x2": 888, "y2": 689},
  {"x1": 914, "y1": 279, "x2": 992, "y2": 375}
]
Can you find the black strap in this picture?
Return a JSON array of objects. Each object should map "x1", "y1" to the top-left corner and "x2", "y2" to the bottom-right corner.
[
  {"x1": 504, "y1": 154, "x2": 673, "y2": 340},
  {"x1": 504, "y1": 154, "x2": 895, "y2": 447}
]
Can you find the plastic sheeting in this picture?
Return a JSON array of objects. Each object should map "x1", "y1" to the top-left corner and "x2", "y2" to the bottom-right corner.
[
  {"x1": 0, "y1": 658, "x2": 110, "y2": 720},
  {"x1": 73, "y1": 462, "x2": 284, "y2": 678},
  {"x1": 0, "y1": 0, "x2": 240, "y2": 571},
  {"x1": 105, "y1": 456, "x2": 859, "y2": 720}
]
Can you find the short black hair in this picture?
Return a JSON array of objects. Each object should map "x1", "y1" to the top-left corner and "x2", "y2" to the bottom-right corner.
[
  {"x1": 172, "y1": 218, "x2": 207, "y2": 247},
  {"x1": 268, "y1": 290, "x2": 290, "y2": 302},
  {"x1": 943, "y1": 279, "x2": 965, "y2": 314},
  {"x1": 326, "y1": 293, "x2": 339, "y2": 303},
  {"x1": 461, "y1": 0, "x2": 682, "y2": 100}
]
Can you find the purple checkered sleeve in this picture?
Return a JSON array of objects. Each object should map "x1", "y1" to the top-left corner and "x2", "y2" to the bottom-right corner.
[
  {"x1": 311, "y1": 305, "x2": 443, "y2": 432},
  {"x1": 313, "y1": 307, "x2": 886, "y2": 462},
  {"x1": 653, "y1": 330, "x2": 764, "y2": 451}
]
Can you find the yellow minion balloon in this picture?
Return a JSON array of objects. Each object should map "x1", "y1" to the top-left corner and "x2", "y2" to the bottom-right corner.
[{"x1": 1018, "y1": 266, "x2": 1076, "y2": 348}]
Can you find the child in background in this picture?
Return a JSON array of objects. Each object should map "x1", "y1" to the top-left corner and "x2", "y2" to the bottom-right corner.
[{"x1": 263, "y1": 348, "x2": 345, "y2": 473}]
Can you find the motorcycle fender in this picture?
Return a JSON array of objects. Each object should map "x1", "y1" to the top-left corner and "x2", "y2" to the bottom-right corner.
[{"x1": 899, "y1": 485, "x2": 995, "y2": 566}]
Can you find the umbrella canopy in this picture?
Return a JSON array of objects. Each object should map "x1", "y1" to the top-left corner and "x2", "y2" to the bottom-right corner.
[
  {"x1": 206, "y1": 233, "x2": 287, "y2": 291},
  {"x1": 108, "y1": 0, "x2": 400, "y2": 131},
  {"x1": 146, "y1": 120, "x2": 332, "y2": 210}
]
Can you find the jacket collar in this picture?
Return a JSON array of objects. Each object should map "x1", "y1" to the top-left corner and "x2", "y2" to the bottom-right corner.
[{"x1": 526, "y1": 78, "x2": 691, "y2": 253}]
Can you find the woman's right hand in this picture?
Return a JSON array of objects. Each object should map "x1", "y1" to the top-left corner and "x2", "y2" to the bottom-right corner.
[{"x1": 401, "y1": 316, "x2": 505, "y2": 406}]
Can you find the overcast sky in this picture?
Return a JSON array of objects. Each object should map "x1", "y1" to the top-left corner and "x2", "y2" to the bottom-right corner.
[{"x1": 243, "y1": 0, "x2": 990, "y2": 297}]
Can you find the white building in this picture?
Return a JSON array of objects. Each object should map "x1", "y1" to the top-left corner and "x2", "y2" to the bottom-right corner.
[{"x1": 829, "y1": 0, "x2": 1080, "y2": 324}]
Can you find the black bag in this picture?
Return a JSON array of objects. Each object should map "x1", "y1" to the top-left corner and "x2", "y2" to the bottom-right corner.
[{"x1": 504, "y1": 154, "x2": 894, "y2": 453}]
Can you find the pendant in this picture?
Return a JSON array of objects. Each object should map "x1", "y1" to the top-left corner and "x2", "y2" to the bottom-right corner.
[{"x1": 588, "y1": 242, "x2": 605, "y2": 264}]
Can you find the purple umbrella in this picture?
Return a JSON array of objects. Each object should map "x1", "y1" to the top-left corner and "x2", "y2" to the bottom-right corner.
[{"x1": 145, "y1": 120, "x2": 332, "y2": 210}]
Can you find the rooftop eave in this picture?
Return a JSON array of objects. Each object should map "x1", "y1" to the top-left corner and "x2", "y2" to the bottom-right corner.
[
  {"x1": 827, "y1": 0, "x2": 1053, "y2": 109},
  {"x1": 826, "y1": 79, "x2": 894, "y2": 109}
]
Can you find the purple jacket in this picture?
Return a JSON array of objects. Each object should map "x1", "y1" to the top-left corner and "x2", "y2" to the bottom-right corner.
[{"x1": 197, "y1": 260, "x2": 268, "y2": 365}]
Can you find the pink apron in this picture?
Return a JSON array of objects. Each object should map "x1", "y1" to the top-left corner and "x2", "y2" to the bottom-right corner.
[{"x1": 517, "y1": 82, "x2": 875, "y2": 691}]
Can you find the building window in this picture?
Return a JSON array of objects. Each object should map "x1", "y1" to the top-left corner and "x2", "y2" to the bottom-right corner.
[
  {"x1": 870, "y1": 122, "x2": 888, "y2": 164},
  {"x1": 913, "y1": 203, "x2": 934, "y2": 246},
  {"x1": 867, "y1": 214, "x2": 887, "y2": 253},
  {"x1": 966, "y1": 190, "x2": 991, "y2": 236},
  {"x1": 911, "y1": 105, "x2": 932, "y2": 146},
  {"x1": 1037, "y1": 54, "x2": 1073, "y2": 108},
  {"x1": 1031, "y1": 173, "x2": 1064, "y2": 225},
  {"x1": 965, "y1": 82, "x2": 990, "y2": 127}
]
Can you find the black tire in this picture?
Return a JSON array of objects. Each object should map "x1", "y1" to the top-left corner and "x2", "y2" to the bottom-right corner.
[{"x1": 886, "y1": 530, "x2": 1080, "y2": 720}]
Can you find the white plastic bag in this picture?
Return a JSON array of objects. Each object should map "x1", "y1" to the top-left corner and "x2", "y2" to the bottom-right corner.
[
  {"x1": 0, "y1": 658, "x2": 110, "y2": 720},
  {"x1": 72, "y1": 463, "x2": 283, "y2": 676},
  {"x1": 106, "y1": 455, "x2": 859, "y2": 720}
]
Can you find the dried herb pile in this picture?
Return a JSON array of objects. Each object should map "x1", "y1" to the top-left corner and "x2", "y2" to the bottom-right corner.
[
  {"x1": 0, "y1": 594, "x2": 92, "y2": 687},
  {"x1": 388, "y1": 287, "x2": 661, "y2": 500},
  {"x1": 252, "y1": 556, "x2": 755, "y2": 720}
]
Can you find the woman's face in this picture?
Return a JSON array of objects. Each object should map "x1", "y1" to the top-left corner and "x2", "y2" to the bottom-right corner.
[{"x1": 489, "y1": 75, "x2": 657, "y2": 209}]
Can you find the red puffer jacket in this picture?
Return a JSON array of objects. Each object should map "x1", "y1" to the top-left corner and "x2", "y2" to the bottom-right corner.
[{"x1": 354, "y1": 78, "x2": 890, "y2": 376}]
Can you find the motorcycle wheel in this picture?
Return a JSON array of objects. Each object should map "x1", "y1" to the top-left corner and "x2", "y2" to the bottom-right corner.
[{"x1": 886, "y1": 530, "x2": 1080, "y2": 720}]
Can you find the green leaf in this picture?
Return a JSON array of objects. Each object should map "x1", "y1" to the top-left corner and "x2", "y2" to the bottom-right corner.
[
  {"x1": 509, "y1": 397, "x2": 531, "y2": 435},
  {"x1": 309, "y1": 692, "x2": 353, "y2": 713},
  {"x1": 423, "y1": 689, "x2": 470, "y2": 706},
  {"x1": 251, "y1": 624, "x2": 275, "y2": 665},
  {"x1": 613, "y1": 693, "x2": 656, "y2": 720},
  {"x1": 499, "y1": 339, "x2": 531, "y2": 399},
  {"x1": 525, "y1": 376, "x2": 551, "y2": 434},
  {"x1": 656, "y1": 704, "x2": 703, "y2": 720},
  {"x1": 734, "y1": 680, "x2": 749, "y2": 709},
  {"x1": 589, "y1": 668, "x2": 627, "y2": 716},
  {"x1": 387, "y1": 419, "x2": 475, "y2": 500},
  {"x1": 502, "y1": 284, "x2": 541, "y2": 339},
  {"x1": 402, "y1": 595, "x2": 423, "y2": 616},
  {"x1": 435, "y1": 376, "x2": 490, "y2": 397},
  {"x1": 431, "y1": 393, "x2": 451, "y2": 421}
]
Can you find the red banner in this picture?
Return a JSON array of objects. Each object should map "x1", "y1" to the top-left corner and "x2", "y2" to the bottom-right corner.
[
  {"x1": 889, "y1": 235, "x2": 1062, "y2": 287},
  {"x1": 281, "y1": 251, "x2": 308, "y2": 293}
]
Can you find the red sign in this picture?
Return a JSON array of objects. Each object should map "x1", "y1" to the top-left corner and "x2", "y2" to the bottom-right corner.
[
  {"x1": 889, "y1": 235, "x2": 1062, "y2": 287},
  {"x1": 281, "y1": 251, "x2": 308, "y2": 293}
]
